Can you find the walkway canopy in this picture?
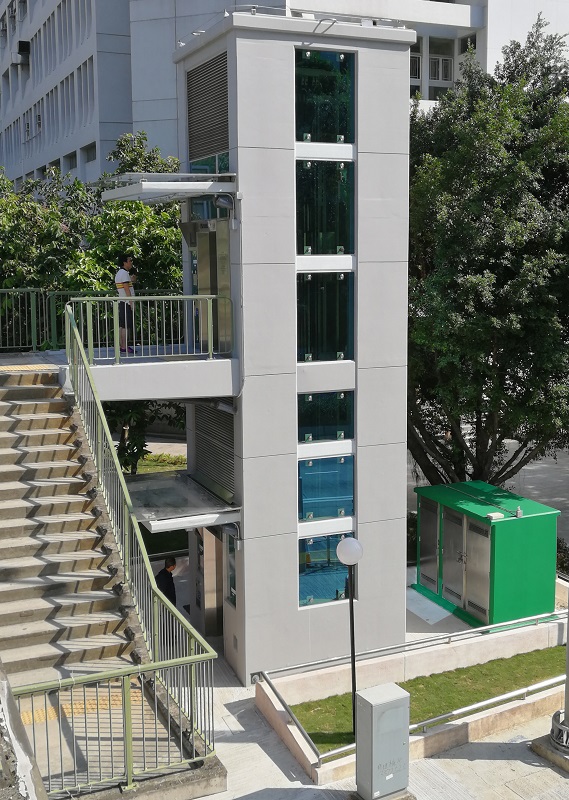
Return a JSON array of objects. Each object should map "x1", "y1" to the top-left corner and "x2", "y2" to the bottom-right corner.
[{"x1": 101, "y1": 172, "x2": 237, "y2": 205}]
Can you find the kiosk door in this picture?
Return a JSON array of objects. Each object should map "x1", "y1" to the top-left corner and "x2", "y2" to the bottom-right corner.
[
  {"x1": 465, "y1": 520, "x2": 490, "y2": 623},
  {"x1": 418, "y1": 498, "x2": 439, "y2": 593},
  {"x1": 442, "y1": 510, "x2": 464, "y2": 606}
]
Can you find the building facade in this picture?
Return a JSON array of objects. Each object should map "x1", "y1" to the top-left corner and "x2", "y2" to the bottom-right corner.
[{"x1": 2, "y1": 0, "x2": 569, "y2": 182}]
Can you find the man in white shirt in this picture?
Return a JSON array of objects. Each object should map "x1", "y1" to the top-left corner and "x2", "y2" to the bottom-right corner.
[{"x1": 114, "y1": 254, "x2": 135, "y2": 353}]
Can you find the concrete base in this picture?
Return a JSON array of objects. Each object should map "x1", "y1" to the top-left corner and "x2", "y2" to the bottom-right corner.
[{"x1": 531, "y1": 734, "x2": 569, "y2": 774}]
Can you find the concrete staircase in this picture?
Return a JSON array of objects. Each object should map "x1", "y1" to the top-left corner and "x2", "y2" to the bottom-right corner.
[{"x1": 0, "y1": 369, "x2": 134, "y2": 689}]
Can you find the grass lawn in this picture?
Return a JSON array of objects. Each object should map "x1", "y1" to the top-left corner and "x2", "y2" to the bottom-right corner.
[
  {"x1": 291, "y1": 646, "x2": 566, "y2": 752},
  {"x1": 136, "y1": 453, "x2": 187, "y2": 474}
]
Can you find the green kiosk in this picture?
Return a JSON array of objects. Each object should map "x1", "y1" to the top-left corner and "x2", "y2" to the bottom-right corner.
[{"x1": 414, "y1": 481, "x2": 559, "y2": 626}]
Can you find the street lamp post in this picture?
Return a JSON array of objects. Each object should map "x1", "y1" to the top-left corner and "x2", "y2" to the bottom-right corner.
[{"x1": 336, "y1": 536, "x2": 364, "y2": 736}]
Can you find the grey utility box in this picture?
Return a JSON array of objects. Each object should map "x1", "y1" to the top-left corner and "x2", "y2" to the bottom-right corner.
[{"x1": 356, "y1": 684, "x2": 410, "y2": 800}]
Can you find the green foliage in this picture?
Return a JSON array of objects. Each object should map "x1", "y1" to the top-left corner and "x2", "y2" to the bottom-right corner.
[
  {"x1": 106, "y1": 131, "x2": 180, "y2": 175},
  {"x1": 409, "y1": 18, "x2": 569, "y2": 485},
  {"x1": 557, "y1": 537, "x2": 569, "y2": 574}
]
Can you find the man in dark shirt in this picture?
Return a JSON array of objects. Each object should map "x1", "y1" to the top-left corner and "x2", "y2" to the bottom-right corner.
[{"x1": 155, "y1": 556, "x2": 177, "y2": 606}]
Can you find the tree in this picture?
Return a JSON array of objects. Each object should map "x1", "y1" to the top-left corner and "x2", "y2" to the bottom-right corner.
[
  {"x1": 408, "y1": 18, "x2": 569, "y2": 485},
  {"x1": 106, "y1": 131, "x2": 180, "y2": 175}
]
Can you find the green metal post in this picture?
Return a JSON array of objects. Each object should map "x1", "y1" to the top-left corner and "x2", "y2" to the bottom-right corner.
[
  {"x1": 122, "y1": 676, "x2": 135, "y2": 790},
  {"x1": 153, "y1": 595, "x2": 160, "y2": 661},
  {"x1": 207, "y1": 298, "x2": 214, "y2": 359},
  {"x1": 49, "y1": 293, "x2": 58, "y2": 349},
  {"x1": 30, "y1": 291, "x2": 38, "y2": 351},
  {"x1": 113, "y1": 302, "x2": 120, "y2": 364},
  {"x1": 86, "y1": 302, "x2": 94, "y2": 365}
]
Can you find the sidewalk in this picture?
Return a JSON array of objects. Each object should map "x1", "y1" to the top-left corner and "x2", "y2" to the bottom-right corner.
[{"x1": 211, "y1": 657, "x2": 567, "y2": 799}]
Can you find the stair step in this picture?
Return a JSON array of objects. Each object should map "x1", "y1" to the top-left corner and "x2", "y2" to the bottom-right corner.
[
  {"x1": 0, "y1": 371, "x2": 58, "y2": 387},
  {"x1": 0, "y1": 384, "x2": 62, "y2": 402},
  {"x1": 0, "y1": 460, "x2": 85, "y2": 482},
  {"x1": 0, "y1": 494, "x2": 94, "y2": 520},
  {"x1": 0, "y1": 531, "x2": 102, "y2": 558},
  {"x1": 0, "y1": 412, "x2": 73, "y2": 432},
  {"x1": 1, "y1": 633, "x2": 133, "y2": 675},
  {"x1": 0, "y1": 398, "x2": 70, "y2": 416},
  {"x1": 0, "y1": 443, "x2": 81, "y2": 465},
  {"x1": 0, "y1": 512, "x2": 98, "y2": 539},
  {"x1": 0, "y1": 591, "x2": 122, "y2": 626},
  {"x1": 0, "y1": 428, "x2": 77, "y2": 448},
  {"x1": 0, "y1": 550, "x2": 110, "y2": 579},
  {"x1": 8, "y1": 655, "x2": 134, "y2": 688},
  {"x1": 0, "y1": 571, "x2": 118, "y2": 602},
  {"x1": 0, "y1": 477, "x2": 88, "y2": 501},
  {"x1": 0, "y1": 612, "x2": 126, "y2": 649}
]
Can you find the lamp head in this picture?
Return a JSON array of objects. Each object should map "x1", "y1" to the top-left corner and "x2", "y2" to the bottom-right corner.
[
  {"x1": 214, "y1": 194, "x2": 234, "y2": 210},
  {"x1": 336, "y1": 537, "x2": 363, "y2": 566}
]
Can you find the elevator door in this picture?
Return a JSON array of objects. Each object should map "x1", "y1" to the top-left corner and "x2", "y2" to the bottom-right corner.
[
  {"x1": 465, "y1": 521, "x2": 490, "y2": 623},
  {"x1": 419, "y1": 497, "x2": 439, "y2": 593},
  {"x1": 196, "y1": 220, "x2": 231, "y2": 354},
  {"x1": 442, "y1": 510, "x2": 464, "y2": 606}
]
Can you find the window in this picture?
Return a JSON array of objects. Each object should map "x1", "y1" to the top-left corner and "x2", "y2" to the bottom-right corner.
[
  {"x1": 295, "y1": 49, "x2": 355, "y2": 143},
  {"x1": 64, "y1": 150, "x2": 77, "y2": 170},
  {"x1": 299, "y1": 533, "x2": 355, "y2": 606},
  {"x1": 429, "y1": 57, "x2": 453, "y2": 83},
  {"x1": 298, "y1": 391, "x2": 354, "y2": 442},
  {"x1": 298, "y1": 455, "x2": 354, "y2": 520},
  {"x1": 296, "y1": 160, "x2": 354, "y2": 255},
  {"x1": 297, "y1": 272, "x2": 354, "y2": 362},
  {"x1": 81, "y1": 142, "x2": 96, "y2": 163},
  {"x1": 226, "y1": 535, "x2": 236, "y2": 607}
]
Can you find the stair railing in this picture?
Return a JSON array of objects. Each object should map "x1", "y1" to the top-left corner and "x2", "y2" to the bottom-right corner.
[{"x1": 11, "y1": 308, "x2": 218, "y2": 797}]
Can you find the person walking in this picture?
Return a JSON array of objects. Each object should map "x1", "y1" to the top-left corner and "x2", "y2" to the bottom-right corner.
[
  {"x1": 155, "y1": 556, "x2": 177, "y2": 607},
  {"x1": 114, "y1": 254, "x2": 135, "y2": 354}
]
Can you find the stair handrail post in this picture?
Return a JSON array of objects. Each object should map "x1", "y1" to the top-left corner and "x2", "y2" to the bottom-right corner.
[
  {"x1": 152, "y1": 594, "x2": 160, "y2": 662},
  {"x1": 30, "y1": 290, "x2": 38, "y2": 352},
  {"x1": 48, "y1": 291, "x2": 58, "y2": 349},
  {"x1": 121, "y1": 675, "x2": 135, "y2": 791},
  {"x1": 86, "y1": 301, "x2": 94, "y2": 365},
  {"x1": 207, "y1": 297, "x2": 214, "y2": 359}
]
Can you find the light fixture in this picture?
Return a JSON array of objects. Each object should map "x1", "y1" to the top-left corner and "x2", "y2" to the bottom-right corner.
[{"x1": 336, "y1": 536, "x2": 364, "y2": 735}]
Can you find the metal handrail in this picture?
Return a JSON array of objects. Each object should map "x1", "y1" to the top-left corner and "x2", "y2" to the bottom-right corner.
[
  {"x1": 12, "y1": 307, "x2": 218, "y2": 796},
  {"x1": 68, "y1": 294, "x2": 233, "y2": 364},
  {"x1": 259, "y1": 672, "x2": 567, "y2": 768},
  {"x1": 262, "y1": 610, "x2": 568, "y2": 679}
]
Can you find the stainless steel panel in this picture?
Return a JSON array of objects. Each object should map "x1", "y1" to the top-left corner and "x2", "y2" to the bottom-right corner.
[
  {"x1": 442, "y1": 510, "x2": 464, "y2": 605},
  {"x1": 419, "y1": 498, "x2": 438, "y2": 592},
  {"x1": 465, "y1": 521, "x2": 490, "y2": 623}
]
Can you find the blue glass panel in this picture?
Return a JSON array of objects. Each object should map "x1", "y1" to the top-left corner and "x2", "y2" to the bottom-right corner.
[
  {"x1": 298, "y1": 456, "x2": 354, "y2": 521},
  {"x1": 297, "y1": 272, "x2": 354, "y2": 362},
  {"x1": 299, "y1": 533, "x2": 354, "y2": 606}
]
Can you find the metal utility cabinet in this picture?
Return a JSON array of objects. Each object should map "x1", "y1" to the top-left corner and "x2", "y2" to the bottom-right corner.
[{"x1": 414, "y1": 481, "x2": 559, "y2": 626}]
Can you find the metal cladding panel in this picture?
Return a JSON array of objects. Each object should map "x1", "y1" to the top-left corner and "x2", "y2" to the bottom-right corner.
[
  {"x1": 194, "y1": 404, "x2": 235, "y2": 499},
  {"x1": 187, "y1": 52, "x2": 229, "y2": 160}
]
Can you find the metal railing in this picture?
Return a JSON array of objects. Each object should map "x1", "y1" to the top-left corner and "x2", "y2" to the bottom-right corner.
[
  {"x1": 259, "y1": 671, "x2": 566, "y2": 768},
  {"x1": 69, "y1": 295, "x2": 232, "y2": 364},
  {"x1": 13, "y1": 308, "x2": 217, "y2": 796}
]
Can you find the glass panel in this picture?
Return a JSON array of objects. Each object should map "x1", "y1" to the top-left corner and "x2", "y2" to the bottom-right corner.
[
  {"x1": 429, "y1": 38, "x2": 454, "y2": 57},
  {"x1": 442, "y1": 58, "x2": 453, "y2": 82},
  {"x1": 429, "y1": 86, "x2": 451, "y2": 101},
  {"x1": 429, "y1": 58, "x2": 440, "y2": 81},
  {"x1": 299, "y1": 533, "x2": 354, "y2": 606},
  {"x1": 217, "y1": 151, "x2": 229, "y2": 172},
  {"x1": 298, "y1": 391, "x2": 354, "y2": 442},
  {"x1": 295, "y1": 49, "x2": 355, "y2": 143},
  {"x1": 296, "y1": 160, "x2": 355, "y2": 255},
  {"x1": 297, "y1": 272, "x2": 354, "y2": 362},
  {"x1": 410, "y1": 55, "x2": 421, "y2": 80},
  {"x1": 226, "y1": 535, "x2": 236, "y2": 606},
  {"x1": 298, "y1": 456, "x2": 354, "y2": 520},
  {"x1": 189, "y1": 155, "x2": 216, "y2": 173}
]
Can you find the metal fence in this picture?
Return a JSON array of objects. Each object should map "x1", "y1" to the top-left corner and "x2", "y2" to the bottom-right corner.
[
  {"x1": 12, "y1": 309, "x2": 217, "y2": 796},
  {"x1": 0, "y1": 290, "x2": 233, "y2": 362},
  {"x1": 69, "y1": 295, "x2": 232, "y2": 364}
]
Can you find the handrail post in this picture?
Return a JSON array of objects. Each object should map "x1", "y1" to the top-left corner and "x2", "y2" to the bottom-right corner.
[
  {"x1": 207, "y1": 298, "x2": 214, "y2": 359},
  {"x1": 113, "y1": 301, "x2": 120, "y2": 363},
  {"x1": 49, "y1": 292, "x2": 58, "y2": 349},
  {"x1": 30, "y1": 291, "x2": 38, "y2": 351},
  {"x1": 86, "y1": 301, "x2": 94, "y2": 365},
  {"x1": 122, "y1": 676, "x2": 135, "y2": 790},
  {"x1": 153, "y1": 594, "x2": 160, "y2": 661}
]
